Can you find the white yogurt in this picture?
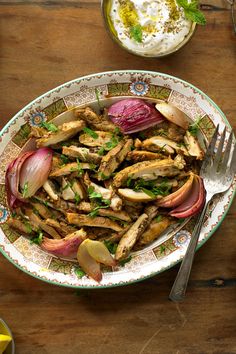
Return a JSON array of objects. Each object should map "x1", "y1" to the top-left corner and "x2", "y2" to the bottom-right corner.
[{"x1": 109, "y1": 0, "x2": 193, "y2": 56}]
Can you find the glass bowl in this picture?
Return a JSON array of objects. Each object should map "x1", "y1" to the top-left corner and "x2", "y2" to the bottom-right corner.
[{"x1": 101, "y1": 0, "x2": 196, "y2": 58}]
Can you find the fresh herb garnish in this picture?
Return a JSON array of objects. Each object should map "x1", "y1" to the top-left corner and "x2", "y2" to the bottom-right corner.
[
  {"x1": 95, "y1": 88, "x2": 103, "y2": 110},
  {"x1": 30, "y1": 231, "x2": 43, "y2": 245},
  {"x1": 114, "y1": 127, "x2": 121, "y2": 135},
  {"x1": 40, "y1": 121, "x2": 58, "y2": 132},
  {"x1": 89, "y1": 163, "x2": 97, "y2": 172},
  {"x1": 74, "y1": 267, "x2": 86, "y2": 278},
  {"x1": 76, "y1": 159, "x2": 84, "y2": 177},
  {"x1": 104, "y1": 240, "x2": 118, "y2": 255},
  {"x1": 105, "y1": 135, "x2": 120, "y2": 150},
  {"x1": 88, "y1": 204, "x2": 110, "y2": 217},
  {"x1": 98, "y1": 146, "x2": 105, "y2": 156},
  {"x1": 141, "y1": 188, "x2": 156, "y2": 198},
  {"x1": 74, "y1": 192, "x2": 81, "y2": 205},
  {"x1": 130, "y1": 24, "x2": 143, "y2": 43},
  {"x1": 138, "y1": 132, "x2": 146, "y2": 140},
  {"x1": 178, "y1": 218, "x2": 187, "y2": 224},
  {"x1": 88, "y1": 186, "x2": 102, "y2": 200},
  {"x1": 155, "y1": 215, "x2": 163, "y2": 223},
  {"x1": 129, "y1": 178, "x2": 172, "y2": 198},
  {"x1": 24, "y1": 221, "x2": 32, "y2": 234},
  {"x1": 83, "y1": 127, "x2": 98, "y2": 139},
  {"x1": 60, "y1": 154, "x2": 69, "y2": 165},
  {"x1": 176, "y1": 0, "x2": 206, "y2": 25},
  {"x1": 22, "y1": 182, "x2": 29, "y2": 198},
  {"x1": 98, "y1": 172, "x2": 110, "y2": 180},
  {"x1": 98, "y1": 129, "x2": 122, "y2": 154},
  {"x1": 33, "y1": 207, "x2": 40, "y2": 216},
  {"x1": 87, "y1": 186, "x2": 111, "y2": 217},
  {"x1": 126, "y1": 176, "x2": 133, "y2": 187},
  {"x1": 188, "y1": 116, "x2": 203, "y2": 137},
  {"x1": 62, "y1": 180, "x2": 72, "y2": 191},
  {"x1": 119, "y1": 256, "x2": 132, "y2": 267}
]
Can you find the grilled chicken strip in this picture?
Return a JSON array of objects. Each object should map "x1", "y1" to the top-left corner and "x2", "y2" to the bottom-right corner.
[
  {"x1": 7, "y1": 218, "x2": 35, "y2": 234},
  {"x1": 67, "y1": 213, "x2": 123, "y2": 232},
  {"x1": 50, "y1": 162, "x2": 92, "y2": 177},
  {"x1": 45, "y1": 219, "x2": 76, "y2": 237},
  {"x1": 62, "y1": 146, "x2": 102, "y2": 164},
  {"x1": 79, "y1": 131, "x2": 113, "y2": 147},
  {"x1": 25, "y1": 209, "x2": 61, "y2": 239},
  {"x1": 98, "y1": 139, "x2": 133, "y2": 180},
  {"x1": 184, "y1": 131, "x2": 204, "y2": 160},
  {"x1": 76, "y1": 201, "x2": 131, "y2": 221},
  {"x1": 127, "y1": 150, "x2": 165, "y2": 163},
  {"x1": 43, "y1": 180, "x2": 59, "y2": 201},
  {"x1": 141, "y1": 136, "x2": 189, "y2": 155},
  {"x1": 136, "y1": 217, "x2": 173, "y2": 248},
  {"x1": 30, "y1": 201, "x2": 53, "y2": 219},
  {"x1": 74, "y1": 107, "x2": 116, "y2": 132},
  {"x1": 36, "y1": 120, "x2": 85, "y2": 147},
  {"x1": 113, "y1": 158, "x2": 181, "y2": 187},
  {"x1": 115, "y1": 213, "x2": 149, "y2": 261},
  {"x1": 84, "y1": 172, "x2": 123, "y2": 211}
]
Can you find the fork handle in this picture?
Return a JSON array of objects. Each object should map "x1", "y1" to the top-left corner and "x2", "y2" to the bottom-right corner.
[{"x1": 169, "y1": 196, "x2": 212, "y2": 302}]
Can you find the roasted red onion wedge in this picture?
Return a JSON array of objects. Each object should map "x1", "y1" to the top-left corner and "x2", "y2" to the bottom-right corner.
[
  {"x1": 155, "y1": 102, "x2": 189, "y2": 130},
  {"x1": 42, "y1": 229, "x2": 87, "y2": 257},
  {"x1": 170, "y1": 176, "x2": 205, "y2": 218},
  {"x1": 108, "y1": 98, "x2": 164, "y2": 134},
  {"x1": 85, "y1": 239, "x2": 116, "y2": 267},
  {"x1": 5, "y1": 151, "x2": 34, "y2": 208},
  {"x1": 5, "y1": 148, "x2": 53, "y2": 209},
  {"x1": 77, "y1": 240, "x2": 102, "y2": 282},
  {"x1": 157, "y1": 173, "x2": 194, "y2": 208}
]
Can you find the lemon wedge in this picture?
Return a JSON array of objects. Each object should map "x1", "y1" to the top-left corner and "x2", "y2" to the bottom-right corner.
[{"x1": 0, "y1": 334, "x2": 12, "y2": 354}]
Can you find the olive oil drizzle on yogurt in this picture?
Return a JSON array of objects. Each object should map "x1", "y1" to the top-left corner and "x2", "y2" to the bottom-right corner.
[{"x1": 110, "y1": 0, "x2": 192, "y2": 56}]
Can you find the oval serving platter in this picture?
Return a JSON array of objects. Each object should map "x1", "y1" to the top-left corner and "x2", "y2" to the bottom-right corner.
[{"x1": 0, "y1": 70, "x2": 235, "y2": 289}]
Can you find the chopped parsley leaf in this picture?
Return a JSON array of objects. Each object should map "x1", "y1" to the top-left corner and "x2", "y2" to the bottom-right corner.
[
  {"x1": 155, "y1": 215, "x2": 163, "y2": 223},
  {"x1": 74, "y1": 192, "x2": 81, "y2": 205},
  {"x1": 130, "y1": 24, "x2": 143, "y2": 43},
  {"x1": 88, "y1": 204, "x2": 110, "y2": 217},
  {"x1": 30, "y1": 231, "x2": 43, "y2": 245},
  {"x1": 188, "y1": 117, "x2": 203, "y2": 137},
  {"x1": 76, "y1": 159, "x2": 84, "y2": 177},
  {"x1": 95, "y1": 88, "x2": 103, "y2": 110},
  {"x1": 74, "y1": 267, "x2": 86, "y2": 278},
  {"x1": 176, "y1": 0, "x2": 206, "y2": 25},
  {"x1": 83, "y1": 127, "x2": 98, "y2": 139},
  {"x1": 98, "y1": 146, "x2": 105, "y2": 156},
  {"x1": 104, "y1": 240, "x2": 118, "y2": 255},
  {"x1": 60, "y1": 154, "x2": 69, "y2": 165},
  {"x1": 62, "y1": 182, "x2": 71, "y2": 191},
  {"x1": 87, "y1": 186, "x2": 102, "y2": 200},
  {"x1": 24, "y1": 221, "x2": 32, "y2": 234},
  {"x1": 119, "y1": 256, "x2": 132, "y2": 267},
  {"x1": 40, "y1": 121, "x2": 58, "y2": 132}
]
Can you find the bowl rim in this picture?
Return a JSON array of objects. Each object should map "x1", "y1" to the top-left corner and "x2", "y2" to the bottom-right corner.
[
  {"x1": 100, "y1": 0, "x2": 197, "y2": 58},
  {"x1": 0, "y1": 70, "x2": 235, "y2": 289}
]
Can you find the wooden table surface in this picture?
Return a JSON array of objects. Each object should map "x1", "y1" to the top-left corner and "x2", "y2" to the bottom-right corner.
[{"x1": 0, "y1": 1, "x2": 236, "y2": 353}]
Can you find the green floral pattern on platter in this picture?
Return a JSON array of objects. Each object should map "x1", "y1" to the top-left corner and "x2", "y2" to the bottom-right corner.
[{"x1": 0, "y1": 70, "x2": 235, "y2": 289}]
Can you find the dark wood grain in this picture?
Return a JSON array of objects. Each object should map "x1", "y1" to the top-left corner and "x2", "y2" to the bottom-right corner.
[{"x1": 0, "y1": 1, "x2": 236, "y2": 353}]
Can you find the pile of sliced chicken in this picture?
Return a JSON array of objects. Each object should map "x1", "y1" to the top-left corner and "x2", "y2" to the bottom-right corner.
[{"x1": 8, "y1": 101, "x2": 205, "y2": 282}]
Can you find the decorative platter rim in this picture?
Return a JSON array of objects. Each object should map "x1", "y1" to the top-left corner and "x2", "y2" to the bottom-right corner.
[{"x1": 0, "y1": 70, "x2": 235, "y2": 289}]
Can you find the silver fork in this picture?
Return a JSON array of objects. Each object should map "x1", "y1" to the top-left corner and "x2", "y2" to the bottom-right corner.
[{"x1": 169, "y1": 124, "x2": 236, "y2": 302}]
